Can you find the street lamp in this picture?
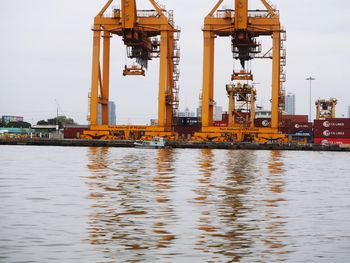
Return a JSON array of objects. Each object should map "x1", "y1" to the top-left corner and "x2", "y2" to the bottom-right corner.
[{"x1": 306, "y1": 76, "x2": 315, "y2": 122}]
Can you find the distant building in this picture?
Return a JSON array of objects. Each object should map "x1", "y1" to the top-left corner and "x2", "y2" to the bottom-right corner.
[
  {"x1": 98, "y1": 101, "x2": 116, "y2": 125},
  {"x1": 285, "y1": 93, "x2": 295, "y2": 115},
  {"x1": 108, "y1": 101, "x2": 116, "y2": 125},
  {"x1": 196, "y1": 102, "x2": 223, "y2": 121},
  {"x1": 214, "y1": 102, "x2": 223, "y2": 121},
  {"x1": 348, "y1": 106, "x2": 350, "y2": 118},
  {"x1": 196, "y1": 107, "x2": 201, "y2": 118},
  {"x1": 1, "y1": 115, "x2": 24, "y2": 124},
  {"x1": 177, "y1": 107, "x2": 195, "y2": 118}
]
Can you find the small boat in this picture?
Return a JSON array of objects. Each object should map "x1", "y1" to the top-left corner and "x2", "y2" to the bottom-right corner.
[{"x1": 134, "y1": 136, "x2": 166, "y2": 148}]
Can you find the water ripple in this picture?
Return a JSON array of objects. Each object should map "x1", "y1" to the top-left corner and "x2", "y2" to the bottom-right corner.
[{"x1": 0, "y1": 146, "x2": 350, "y2": 262}]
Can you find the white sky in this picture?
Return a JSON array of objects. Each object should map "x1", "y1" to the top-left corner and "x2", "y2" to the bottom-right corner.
[{"x1": 1, "y1": 0, "x2": 350, "y2": 125}]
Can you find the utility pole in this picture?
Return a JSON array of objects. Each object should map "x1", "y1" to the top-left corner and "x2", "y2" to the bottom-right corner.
[
  {"x1": 55, "y1": 99, "x2": 59, "y2": 131},
  {"x1": 306, "y1": 76, "x2": 315, "y2": 122}
]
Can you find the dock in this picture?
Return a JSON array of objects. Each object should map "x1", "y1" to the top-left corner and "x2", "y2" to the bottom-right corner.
[{"x1": 0, "y1": 138, "x2": 349, "y2": 152}]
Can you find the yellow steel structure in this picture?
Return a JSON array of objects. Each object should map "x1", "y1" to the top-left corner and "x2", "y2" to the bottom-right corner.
[
  {"x1": 226, "y1": 82, "x2": 256, "y2": 128},
  {"x1": 195, "y1": 0, "x2": 287, "y2": 142},
  {"x1": 315, "y1": 98, "x2": 337, "y2": 120},
  {"x1": 83, "y1": 0, "x2": 180, "y2": 140}
]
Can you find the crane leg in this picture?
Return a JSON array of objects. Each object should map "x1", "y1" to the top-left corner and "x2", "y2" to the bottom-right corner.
[
  {"x1": 165, "y1": 32, "x2": 174, "y2": 129},
  {"x1": 158, "y1": 30, "x2": 169, "y2": 128},
  {"x1": 90, "y1": 27, "x2": 101, "y2": 126},
  {"x1": 202, "y1": 31, "x2": 215, "y2": 127},
  {"x1": 271, "y1": 31, "x2": 281, "y2": 129},
  {"x1": 102, "y1": 31, "x2": 111, "y2": 125}
]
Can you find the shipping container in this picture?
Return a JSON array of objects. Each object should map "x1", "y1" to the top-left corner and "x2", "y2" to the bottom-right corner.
[
  {"x1": 174, "y1": 126, "x2": 200, "y2": 137},
  {"x1": 222, "y1": 112, "x2": 229, "y2": 121},
  {"x1": 289, "y1": 122, "x2": 313, "y2": 134},
  {"x1": 314, "y1": 128, "x2": 350, "y2": 138},
  {"x1": 64, "y1": 125, "x2": 89, "y2": 139},
  {"x1": 314, "y1": 137, "x2": 350, "y2": 145},
  {"x1": 282, "y1": 115, "x2": 308, "y2": 123},
  {"x1": 314, "y1": 118, "x2": 350, "y2": 129},
  {"x1": 254, "y1": 118, "x2": 271, "y2": 127},
  {"x1": 173, "y1": 117, "x2": 200, "y2": 127}
]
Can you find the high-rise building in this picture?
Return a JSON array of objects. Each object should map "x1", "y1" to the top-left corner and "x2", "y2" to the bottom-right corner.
[
  {"x1": 348, "y1": 106, "x2": 350, "y2": 118},
  {"x1": 108, "y1": 101, "x2": 116, "y2": 125},
  {"x1": 214, "y1": 102, "x2": 223, "y2": 121},
  {"x1": 98, "y1": 101, "x2": 116, "y2": 125},
  {"x1": 285, "y1": 93, "x2": 296, "y2": 115}
]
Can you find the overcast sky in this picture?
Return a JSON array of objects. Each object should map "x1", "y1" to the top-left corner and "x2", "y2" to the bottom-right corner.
[{"x1": 1, "y1": 0, "x2": 350, "y2": 125}]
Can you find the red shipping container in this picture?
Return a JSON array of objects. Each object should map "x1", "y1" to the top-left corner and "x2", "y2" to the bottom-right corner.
[
  {"x1": 314, "y1": 118, "x2": 350, "y2": 129},
  {"x1": 314, "y1": 128, "x2": 350, "y2": 138},
  {"x1": 282, "y1": 115, "x2": 308, "y2": 123},
  {"x1": 314, "y1": 138, "x2": 350, "y2": 145},
  {"x1": 254, "y1": 118, "x2": 271, "y2": 127},
  {"x1": 64, "y1": 126, "x2": 89, "y2": 139},
  {"x1": 222, "y1": 112, "x2": 229, "y2": 121},
  {"x1": 289, "y1": 122, "x2": 313, "y2": 134}
]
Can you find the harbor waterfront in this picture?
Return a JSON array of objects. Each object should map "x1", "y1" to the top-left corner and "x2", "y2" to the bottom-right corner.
[
  {"x1": 0, "y1": 138, "x2": 350, "y2": 152},
  {"x1": 0, "y1": 146, "x2": 350, "y2": 262}
]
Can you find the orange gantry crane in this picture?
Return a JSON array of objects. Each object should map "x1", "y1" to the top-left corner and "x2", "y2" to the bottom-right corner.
[
  {"x1": 195, "y1": 0, "x2": 287, "y2": 142},
  {"x1": 83, "y1": 0, "x2": 180, "y2": 140}
]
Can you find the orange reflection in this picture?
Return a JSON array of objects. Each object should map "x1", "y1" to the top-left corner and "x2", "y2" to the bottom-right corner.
[
  {"x1": 261, "y1": 150, "x2": 289, "y2": 258},
  {"x1": 194, "y1": 149, "x2": 220, "y2": 261},
  {"x1": 216, "y1": 150, "x2": 256, "y2": 261},
  {"x1": 86, "y1": 148, "x2": 177, "y2": 261},
  {"x1": 86, "y1": 147, "x2": 152, "y2": 261},
  {"x1": 152, "y1": 149, "x2": 176, "y2": 248}
]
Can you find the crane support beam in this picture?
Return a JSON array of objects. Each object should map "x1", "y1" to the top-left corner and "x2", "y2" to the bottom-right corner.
[
  {"x1": 102, "y1": 31, "x2": 111, "y2": 125},
  {"x1": 260, "y1": 0, "x2": 277, "y2": 17},
  {"x1": 202, "y1": 30, "x2": 215, "y2": 127},
  {"x1": 158, "y1": 30, "x2": 168, "y2": 128},
  {"x1": 149, "y1": 0, "x2": 165, "y2": 16},
  {"x1": 121, "y1": 0, "x2": 137, "y2": 28},
  {"x1": 235, "y1": 0, "x2": 248, "y2": 29},
  {"x1": 90, "y1": 27, "x2": 101, "y2": 126},
  {"x1": 208, "y1": 0, "x2": 224, "y2": 16},
  {"x1": 97, "y1": 0, "x2": 113, "y2": 17},
  {"x1": 271, "y1": 31, "x2": 280, "y2": 129}
]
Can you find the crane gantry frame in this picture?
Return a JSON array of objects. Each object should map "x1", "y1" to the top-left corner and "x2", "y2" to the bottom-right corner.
[
  {"x1": 316, "y1": 98, "x2": 337, "y2": 120},
  {"x1": 195, "y1": 0, "x2": 287, "y2": 142},
  {"x1": 83, "y1": 0, "x2": 180, "y2": 140}
]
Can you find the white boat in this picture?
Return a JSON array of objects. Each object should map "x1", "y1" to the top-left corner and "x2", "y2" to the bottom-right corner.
[{"x1": 134, "y1": 137, "x2": 166, "y2": 148}]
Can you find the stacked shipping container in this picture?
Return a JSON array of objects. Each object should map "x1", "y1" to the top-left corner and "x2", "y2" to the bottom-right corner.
[
  {"x1": 313, "y1": 119, "x2": 350, "y2": 145},
  {"x1": 173, "y1": 117, "x2": 201, "y2": 138}
]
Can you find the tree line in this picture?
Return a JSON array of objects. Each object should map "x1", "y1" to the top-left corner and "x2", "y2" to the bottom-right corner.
[{"x1": 0, "y1": 116, "x2": 76, "y2": 129}]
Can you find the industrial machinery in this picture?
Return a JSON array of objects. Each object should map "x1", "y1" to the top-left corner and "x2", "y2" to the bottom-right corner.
[
  {"x1": 83, "y1": 0, "x2": 180, "y2": 140},
  {"x1": 195, "y1": 0, "x2": 287, "y2": 142},
  {"x1": 315, "y1": 98, "x2": 337, "y2": 120},
  {"x1": 226, "y1": 81, "x2": 256, "y2": 128}
]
